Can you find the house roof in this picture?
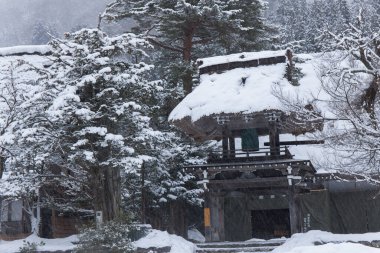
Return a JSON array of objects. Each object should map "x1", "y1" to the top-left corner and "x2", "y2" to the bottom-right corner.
[
  {"x1": 0, "y1": 45, "x2": 52, "y2": 57},
  {"x1": 169, "y1": 51, "x2": 329, "y2": 141}
]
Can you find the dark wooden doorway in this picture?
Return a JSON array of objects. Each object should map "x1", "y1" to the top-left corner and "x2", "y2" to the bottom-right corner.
[{"x1": 251, "y1": 209, "x2": 290, "y2": 239}]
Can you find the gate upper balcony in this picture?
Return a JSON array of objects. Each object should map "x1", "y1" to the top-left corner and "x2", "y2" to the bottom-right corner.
[{"x1": 207, "y1": 146, "x2": 293, "y2": 164}]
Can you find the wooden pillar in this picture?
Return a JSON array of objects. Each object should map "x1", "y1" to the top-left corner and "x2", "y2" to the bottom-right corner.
[
  {"x1": 229, "y1": 136, "x2": 235, "y2": 158},
  {"x1": 222, "y1": 136, "x2": 229, "y2": 159},
  {"x1": 204, "y1": 191, "x2": 212, "y2": 241},
  {"x1": 288, "y1": 178, "x2": 300, "y2": 235},
  {"x1": 206, "y1": 190, "x2": 225, "y2": 242},
  {"x1": 269, "y1": 123, "x2": 280, "y2": 157}
]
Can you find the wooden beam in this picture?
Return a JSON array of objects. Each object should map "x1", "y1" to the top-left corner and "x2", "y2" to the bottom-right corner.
[
  {"x1": 208, "y1": 177, "x2": 289, "y2": 189},
  {"x1": 264, "y1": 140, "x2": 325, "y2": 146},
  {"x1": 186, "y1": 159, "x2": 316, "y2": 176}
]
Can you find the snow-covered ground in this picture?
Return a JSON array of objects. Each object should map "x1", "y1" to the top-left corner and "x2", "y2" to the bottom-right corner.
[
  {"x1": 273, "y1": 230, "x2": 380, "y2": 253},
  {"x1": 0, "y1": 234, "x2": 78, "y2": 253},
  {"x1": 1, "y1": 230, "x2": 380, "y2": 253},
  {"x1": 134, "y1": 229, "x2": 197, "y2": 253}
]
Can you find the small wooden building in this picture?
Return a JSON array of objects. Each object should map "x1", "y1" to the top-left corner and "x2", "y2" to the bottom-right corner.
[{"x1": 169, "y1": 50, "x2": 380, "y2": 241}]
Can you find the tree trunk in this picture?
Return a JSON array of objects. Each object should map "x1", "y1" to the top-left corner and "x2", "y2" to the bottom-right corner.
[
  {"x1": 182, "y1": 31, "x2": 194, "y2": 95},
  {"x1": 92, "y1": 166, "x2": 121, "y2": 222},
  {"x1": 361, "y1": 75, "x2": 380, "y2": 128},
  {"x1": 141, "y1": 161, "x2": 147, "y2": 224},
  {"x1": 0, "y1": 156, "x2": 4, "y2": 179},
  {"x1": 103, "y1": 167, "x2": 121, "y2": 221}
]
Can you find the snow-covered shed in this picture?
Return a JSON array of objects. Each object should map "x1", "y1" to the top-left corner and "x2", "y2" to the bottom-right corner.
[{"x1": 169, "y1": 50, "x2": 380, "y2": 242}]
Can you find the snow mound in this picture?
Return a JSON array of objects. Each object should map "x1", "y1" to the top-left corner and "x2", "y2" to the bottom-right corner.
[
  {"x1": 134, "y1": 229, "x2": 196, "y2": 253},
  {"x1": 0, "y1": 45, "x2": 52, "y2": 56},
  {"x1": 188, "y1": 228, "x2": 206, "y2": 243},
  {"x1": 0, "y1": 234, "x2": 78, "y2": 253},
  {"x1": 273, "y1": 230, "x2": 380, "y2": 253},
  {"x1": 280, "y1": 243, "x2": 380, "y2": 253}
]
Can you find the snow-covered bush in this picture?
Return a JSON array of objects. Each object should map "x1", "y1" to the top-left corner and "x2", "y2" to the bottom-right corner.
[
  {"x1": 18, "y1": 240, "x2": 45, "y2": 253},
  {"x1": 76, "y1": 220, "x2": 137, "y2": 253}
]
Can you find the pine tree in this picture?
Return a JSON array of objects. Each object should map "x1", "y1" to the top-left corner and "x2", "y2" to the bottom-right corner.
[
  {"x1": 31, "y1": 21, "x2": 59, "y2": 44},
  {"x1": 275, "y1": 0, "x2": 308, "y2": 47},
  {"x1": 101, "y1": 0, "x2": 273, "y2": 94}
]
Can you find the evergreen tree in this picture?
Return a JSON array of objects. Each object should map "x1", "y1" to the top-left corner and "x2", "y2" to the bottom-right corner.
[
  {"x1": 101, "y1": 0, "x2": 273, "y2": 94},
  {"x1": 31, "y1": 21, "x2": 58, "y2": 44},
  {"x1": 43, "y1": 29, "x2": 161, "y2": 221},
  {"x1": 274, "y1": 0, "x2": 308, "y2": 49}
]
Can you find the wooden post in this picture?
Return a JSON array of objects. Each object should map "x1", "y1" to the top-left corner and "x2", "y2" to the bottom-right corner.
[
  {"x1": 222, "y1": 136, "x2": 229, "y2": 159},
  {"x1": 204, "y1": 191, "x2": 212, "y2": 242},
  {"x1": 269, "y1": 123, "x2": 280, "y2": 157},
  {"x1": 208, "y1": 190, "x2": 225, "y2": 242},
  {"x1": 229, "y1": 137, "x2": 235, "y2": 158},
  {"x1": 288, "y1": 174, "x2": 300, "y2": 235}
]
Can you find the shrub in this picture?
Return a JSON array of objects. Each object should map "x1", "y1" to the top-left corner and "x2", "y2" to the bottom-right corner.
[{"x1": 75, "y1": 218, "x2": 150, "y2": 253}]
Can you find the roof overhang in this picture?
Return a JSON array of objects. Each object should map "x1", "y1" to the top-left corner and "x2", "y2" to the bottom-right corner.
[{"x1": 171, "y1": 110, "x2": 323, "y2": 141}]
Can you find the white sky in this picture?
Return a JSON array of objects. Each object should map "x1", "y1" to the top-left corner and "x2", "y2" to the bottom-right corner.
[{"x1": 0, "y1": 0, "x2": 110, "y2": 47}]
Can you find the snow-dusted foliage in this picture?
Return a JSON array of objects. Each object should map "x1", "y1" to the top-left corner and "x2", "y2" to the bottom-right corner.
[
  {"x1": 76, "y1": 220, "x2": 134, "y2": 253},
  {"x1": 272, "y1": 0, "x2": 352, "y2": 52},
  {"x1": 37, "y1": 28, "x2": 164, "y2": 221},
  {"x1": 0, "y1": 27, "x2": 210, "y2": 231},
  {"x1": 101, "y1": 0, "x2": 273, "y2": 94},
  {"x1": 277, "y1": 6, "x2": 380, "y2": 176},
  {"x1": 318, "y1": 7, "x2": 380, "y2": 175}
]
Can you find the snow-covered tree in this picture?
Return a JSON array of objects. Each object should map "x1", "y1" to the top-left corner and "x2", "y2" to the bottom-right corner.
[
  {"x1": 275, "y1": 0, "x2": 308, "y2": 45},
  {"x1": 278, "y1": 6, "x2": 380, "y2": 177},
  {"x1": 273, "y1": 0, "x2": 352, "y2": 53},
  {"x1": 40, "y1": 28, "x2": 163, "y2": 221},
  {"x1": 101, "y1": 0, "x2": 273, "y2": 94},
  {"x1": 31, "y1": 21, "x2": 59, "y2": 44}
]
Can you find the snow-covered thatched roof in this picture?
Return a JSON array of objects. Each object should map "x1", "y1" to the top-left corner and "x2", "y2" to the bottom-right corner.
[
  {"x1": 171, "y1": 52, "x2": 324, "y2": 122},
  {"x1": 0, "y1": 45, "x2": 52, "y2": 57},
  {"x1": 0, "y1": 45, "x2": 52, "y2": 88},
  {"x1": 169, "y1": 51, "x2": 328, "y2": 141}
]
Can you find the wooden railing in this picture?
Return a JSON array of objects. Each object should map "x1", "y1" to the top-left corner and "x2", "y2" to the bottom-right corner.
[{"x1": 207, "y1": 146, "x2": 293, "y2": 164}]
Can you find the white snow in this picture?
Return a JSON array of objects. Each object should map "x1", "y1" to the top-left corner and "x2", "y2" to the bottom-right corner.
[
  {"x1": 188, "y1": 228, "x2": 206, "y2": 243},
  {"x1": 273, "y1": 230, "x2": 380, "y2": 253},
  {"x1": 169, "y1": 52, "x2": 329, "y2": 122},
  {"x1": 0, "y1": 234, "x2": 78, "y2": 253},
  {"x1": 0, "y1": 45, "x2": 52, "y2": 56},
  {"x1": 278, "y1": 243, "x2": 380, "y2": 253},
  {"x1": 197, "y1": 50, "x2": 287, "y2": 68},
  {"x1": 134, "y1": 229, "x2": 196, "y2": 253}
]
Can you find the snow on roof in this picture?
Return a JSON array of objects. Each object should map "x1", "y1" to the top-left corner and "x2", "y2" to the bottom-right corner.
[
  {"x1": 0, "y1": 54, "x2": 51, "y2": 89},
  {"x1": 169, "y1": 52, "x2": 329, "y2": 122},
  {"x1": 169, "y1": 51, "x2": 352, "y2": 172},
  {"x1": 197, "y1": 50, "x2": 287, "y2": 68},
  {"x1": 0, "y1": 45, "x2": 52, "y2": 57}
]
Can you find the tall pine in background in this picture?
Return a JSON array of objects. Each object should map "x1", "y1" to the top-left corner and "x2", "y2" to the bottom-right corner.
[
  {"x1": 101, "y1": 0, "x2": 274, "y2": 94},
  {"x1": 273, "y1": 0, "x2": 352, "y2": 52}
]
